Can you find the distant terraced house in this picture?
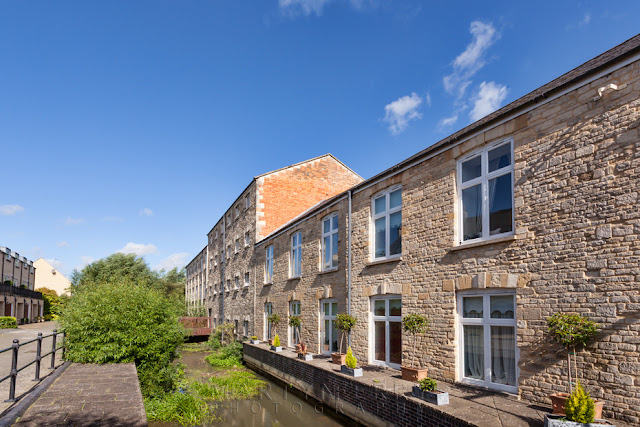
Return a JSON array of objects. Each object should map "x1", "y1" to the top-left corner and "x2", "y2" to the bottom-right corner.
[
  {"x1": 1, "y1": 246, "x2": 43, "y2": 322},
  {"x1": 186, "y1": 34, "x2": 640, "y2": 424}
]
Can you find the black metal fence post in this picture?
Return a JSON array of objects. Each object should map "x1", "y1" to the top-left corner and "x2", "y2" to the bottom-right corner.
[
  {"x1": 34, "y1": 332, "x2": 43, "y2": 381},
  {"x1": 50, "y1": 329, "x2": 57, "y2": 369},
  {"x1": 5, "y1": 339, "x2": 19, "y2": 402}
]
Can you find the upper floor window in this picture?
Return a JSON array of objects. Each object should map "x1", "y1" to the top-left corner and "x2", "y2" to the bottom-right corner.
[
  {"x1": 244, "y1": 272, "x2": 250, "y2": 287},
  {"x1": 245, "y1": 231, "x2": 250, "y2": 247},
  {"x1": 372, "y1": 186, "x2": 402, "y2": 260},
  {"x1": 235, "y1": 205, "x2": 240, "y2": 218},
  {"x1": 227, "y1": 245, "x2": 231, "y2": 259},
  {"x1": 245, "y1": 194, "x2": 251, "y2": 209},
  {"x1": 322, "y1": 213, "x2": 338, "y2": 270},
  {"x1": 235, "y1": 239, "x2": 239, "y2": 253},
  {"x1": 234, "y1": 275, "x2": 240, "y2": 290},
  {"x1": 265, "y1": 245, "x2": 274, "y2": 283},
  {"x1": 227, "y1": 213, "x2": 232, "y2": 224},
  {"x1": 291, "y1": 232, "x2": 302, "y2": 278},
  {"x1": 458, "y1": 139, "x2": 514, "y2": 243}
]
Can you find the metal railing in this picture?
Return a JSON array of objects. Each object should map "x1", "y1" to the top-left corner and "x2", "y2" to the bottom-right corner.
[
  {"x1": 0, "y1": 283, "x2": 43, "y2": 299},
  {"x1": 0, "y1": 329, "x2": 66, "y2": 402}
]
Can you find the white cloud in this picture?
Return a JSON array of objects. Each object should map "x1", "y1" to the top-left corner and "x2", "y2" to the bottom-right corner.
[
  {"x1": 0, "y1": 204, "x2": 24, "y2": 216},
  {"x1": 443, "y1": 21, "x2": 499, "y2": 99},
  {"x1": 139, "y1": 208, "x2": 154, "y2": 217},
  {"x1": 57, "y1": 241, "x2": 69, "y2": 248},
  {"x1": 470, "y1": 81, "x2": 508, "y2": 121},
  {"x1": 45, "y1": 258, "x2": 65, "y2": 271},
  {"x1": 279, "y1": 0, "x2": 331, "y2": 16},
  {"x1": 424, "y1": 92, "x2": 432, "y2": 107},
  {"x1": 438, "y1": 114, "x2": 459, "y2": 129},
  {"x1": 64, "y1": 217, "x2": 84, "y2": 225},
  {"x1": 102, "y1": 216, "x2": 124, "y2": 222},
  {"x1": 74, "y1": 255, "x2": 95, "y2": 271},
  {"x1": 118, "y1": 242, "x2": 158, "y2": 256},
  {"x1": 383, "y1": 92, "x2": 423, "y2": 135},
  {"x1": 154, "y1": 252, "x2": 190, "y2": 272},
  {"x1": 567, "y1": 13, "x2": 591, "y2": 30}
]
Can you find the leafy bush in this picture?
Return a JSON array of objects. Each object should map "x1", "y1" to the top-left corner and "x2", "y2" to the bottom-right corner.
[
  {"x1": 205, "y1": 342, "x2": 243, "y2": 368},
  {"x1": 250, "y1": 336, "x2": 258, "y2": 341},
  {"x1": 189, "y1": 371, "x2": 266, "y2": 401},
  {"x1": 59, "y1": 279, "x2": 185, "y2": 397},
  {"x1": 144, "y1": 391, "x2": 212, "y2": 426},
  {"x1": 418, "y1": 377, "x2": 437, "y2": 392},
  {"x1": 335, "y1": 314, "x2": 357, "y2": 355},
  {"x1": 44, "y1": 314, "x2": 53, "y2": 321},
  {"x1": 267, "y1": 313, "x2": 281, "y2": 337},
  {"x1": 565, "y1": 382, "x2": 595, "y2": 423},
  {"x1": 272, "y1": 334, "x2": 281, "y2": 347},
  {"x1": 402, "y1": 313, "x2": 429, "y2": 368},
  {"x1": 0, "y1": 316, "x2": 17, "y2": 329},
  {"x1": 345, "y1": 346, "x2": 357, "y2": 369},
  {"x1": 208, "y1": 323, "x2": 235, "y2": 349}
]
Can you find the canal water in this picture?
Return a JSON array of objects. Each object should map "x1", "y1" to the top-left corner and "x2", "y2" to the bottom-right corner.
[{"x1": 149, "y1": 349, "x2": 346, "y2": 427}]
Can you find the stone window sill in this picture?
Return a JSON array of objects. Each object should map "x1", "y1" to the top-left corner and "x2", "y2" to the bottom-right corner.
[
  {"x1": 318, "y1": 267, "x2": 339, "y2": 275},
  {"x1": 450, "y1": 234, "x2": 517, "y2": 252},
  {"x1": 366, "y1": 256, "x2": 402, "y2": 267},
  {"x1": 288, "y1": 276, "x2": 301, "y2": 281},
  {"x1": 264, "y1": 282, "x2": 273, "y2": 286}
]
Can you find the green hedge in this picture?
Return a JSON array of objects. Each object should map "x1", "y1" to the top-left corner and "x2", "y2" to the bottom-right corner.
[{"x1": 0, "y1": 316, "x2": 17, "y2": 329}]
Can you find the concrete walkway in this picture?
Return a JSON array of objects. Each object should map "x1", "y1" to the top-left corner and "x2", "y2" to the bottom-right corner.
[
  {"x1": 13, "y1": 363, "x2": 147, "y2": 427},
  {"x1": 0, "y1": 322, "x2": 64, "y2": 415}
]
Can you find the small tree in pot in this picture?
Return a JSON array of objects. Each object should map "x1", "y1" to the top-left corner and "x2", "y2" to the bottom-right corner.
[
  {"x1": 546, "y1": 313, "x2": 602, "y2": 418},
  {"x1": 332, "y1": 313, "x2": 357, "y2": 365},
  {"x1": 267, "y1": 313, "x2": 281, "y2": 345},
  {"x1": 401, "y1": 313, "x2": 430, "y2": 382},
  {"x1": 289, "y1": 315, "x2": 301, "y2": 350}
]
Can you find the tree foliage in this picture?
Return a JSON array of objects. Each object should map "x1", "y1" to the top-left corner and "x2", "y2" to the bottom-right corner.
[
  {"x1": 547, "y1": 313, "x2": 597, "y2": 349},
  {"x1": 38, "y1": 287, "x2": 63, "y2": 316},
  {"x1": 565, "y1": 382, "x2": 595, "y2": 423},
  {"x1": 335, "y1": 313, "x2": 357, "y2": 355}
]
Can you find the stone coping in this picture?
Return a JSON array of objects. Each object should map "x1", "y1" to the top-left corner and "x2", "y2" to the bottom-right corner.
[{"x1": 245, "y1": 342, "x2": 628, "y2": 427}]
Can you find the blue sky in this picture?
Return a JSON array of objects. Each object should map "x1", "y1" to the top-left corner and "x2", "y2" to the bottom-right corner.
[{"x1": 1, "y1": 1, "x2": 638, "y2": 276}]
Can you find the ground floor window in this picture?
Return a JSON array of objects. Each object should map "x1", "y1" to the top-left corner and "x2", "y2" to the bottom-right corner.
[
  {"x1": 370, "y1": 295, "x2": 402, "y2": 368},
  {"x1": 289, "y1": 300, "x2": 301, "y2": 347},
  {"x1": 244, "y1": 320, "x2": 249, "y2": 337},
  {"x1": 264, "y1": 303, "x2": 273, "y2": 340},
  {"x1": 320, "y1": 299, "x2": 338, "y2": 354},
  {"x1": 458, "y1": 291, "x2": 517, "y2": 393}
]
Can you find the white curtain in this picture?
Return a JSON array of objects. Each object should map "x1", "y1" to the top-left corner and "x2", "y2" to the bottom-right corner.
[
  {"x1": 491, "y1": 326, "x2": 515, "y2": 385},
  {"x1": 464, "y1": 326, "x2": 484, "y2": 379}
]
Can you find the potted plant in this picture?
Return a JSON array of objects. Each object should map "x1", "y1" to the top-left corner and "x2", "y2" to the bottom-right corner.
[
  {"x1": 289, "y1": 315, "x2": 301, "y2": 350},
  {"x1": 340, "y1": 346, "x2": 362, "y2": 377},
  {"x1": 267, "y1": 313, "x2": 281, "y2": 345},
  {"x1": 270, "y1": 334, "x2": 282, "y2": 352},
  {"x1": 401, "y1": 313, "x2": 430, "y2": 382},
  {"x1": 251, "y1": 335, "x2": 260, "y2": 345},
  {"x1": 332, "y1": 313, "x2": 357, "y2": 365},
  {"x1": 297, "y1": 341, "x2": 313, "y2": 361},
  {"x1": 412, "y1": 377, "x2": 449, "y2": 405},
  {"x1": 547, "y1": 313, "x2": 603, "y2": 418},
  {"x1": 544, "y1": 382, "x2": 612, "y2": 427}
]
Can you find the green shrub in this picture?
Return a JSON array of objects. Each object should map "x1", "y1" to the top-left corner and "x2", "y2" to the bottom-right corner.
[
  {"x1": 272, "y1": 334, "x2": 281, "y2": 347},
  {"x1": 0, "y1": 316, "x2": 17, "y2": 329},
  {"x1": 565, "y1": 382, "x2": 595, "y2": 424},
  {"x1": 345, "y1": 346, "x2": 357, "y2": 369},
  {"x1": 418, "y1": 377, "x2": 437, "y2": 392},
  {"x1": 189, "y1": 371, "x2": 266, "y2": 401},
  {"x1": 267, "y1": 313, "x2": 281, "y2": 337},
  {"x1": 205, "y1": 341, "x2": 243, "y2": 368},
  {"x1": 402, "y1": 313, "x2": 430, "y2": 368},
  {"x1": 250, "y1": 336, "x2": 258, "y2": 341},
  {"x1": 59, "y1": 279, "x2": 185, "y2": 398},
  {"x1": 44, "y1": 314, "x2": 53, "y2": 321},
  {"x1": 208, "y1": 323, "x2": 235, "y2": 349},
  {"x1": 144, "y1": 391, "x2": 212, "y2": 426},
  {"x1": 335, "y1": 314, "x2": 357, "y2": 355}
]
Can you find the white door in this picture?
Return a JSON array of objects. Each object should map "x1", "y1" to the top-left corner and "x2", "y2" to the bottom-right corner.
[
  {"x1": 370, "y1": 296, "x2": 402, "y2": 368},
  {"x1": 320, "y1": 299, "x2": 338, "y2": 354},
  {"x1": 289, "y1": 301, "x2": 301, "y2": 347}
]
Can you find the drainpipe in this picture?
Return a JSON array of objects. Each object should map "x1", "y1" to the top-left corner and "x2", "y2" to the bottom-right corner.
[
  {"x1": 221, "y1": 216, "x2": 226, "y2": 342},
  {"x1": 347, "y1": 190, "x2": 352, "y2": 346}
]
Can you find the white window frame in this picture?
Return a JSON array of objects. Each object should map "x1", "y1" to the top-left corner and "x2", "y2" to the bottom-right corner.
[
  {"x1": 245, "y1": 231, "x2": 250, "y2": 247},
  {"x1": 290, "y1": 231, "x2": 302, "y2": 278},
  {"x1": 235, "y1": 205, "x2": 239, "y2": 218},
  {"x1": 234, "y1": 275, "x2": 239, "y2": 290},
  {"x1": 245, "y1": 194, "x2": 251, "y2": 210},
  {"x1": 235, "y1": 239, "x2": 239, "y2": 254},
  {"x1": 457, "y1": 138, "x2": 515, "y2": 245},
  {"x1": 320, "y1": 299, "x2": 338, "y2": 355},
  {"x1": 321, "y1": 213, "x2": 339, "y2": 271},
  {"x1": 265, "y1": 245, "x2": 274, "y2": 284},
  {"x1": 457, "y1": 290, "x2": 519, "y2": 393},
  {"x1": 264, "y1": 302, "x2": 273, "y2": 340},
  {"x1": 369, "y1": 295, "x2": 402, "y2": 369},
  {"x1": 288, "y1": 300, "x2": 301, "y2": 347},
  {"x1": 371, "y1": 185, "x2": 402, "y2": 261},
  {"x1": 244, "y1": 272, "x2": 250, "y2": 287}
]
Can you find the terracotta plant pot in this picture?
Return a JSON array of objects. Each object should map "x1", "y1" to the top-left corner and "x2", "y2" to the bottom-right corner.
[
  {"x1": 401, "y1": 366, "x2": 428, "y2": 382},
  {"x1": 295, "y1": 344, "x2": 302, "y2": 353},
  {"x1": 268, "y1": 339, "x2": 273, "y2": 346},
  {"x1": 331, "y1": 353, "x2": 347, "y2": 365},
  {"x1": 550, "y1": 393, "x2": 604, "y2": 419}
]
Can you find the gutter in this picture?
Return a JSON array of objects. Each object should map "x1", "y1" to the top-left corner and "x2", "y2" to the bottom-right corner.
[{"x1": 347, "y1": 190, "x2": 352, "y2": 345}]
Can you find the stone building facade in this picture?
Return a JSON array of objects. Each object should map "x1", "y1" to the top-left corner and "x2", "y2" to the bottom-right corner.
[
  {"x1": 187, "y1": 35, "x2": 640, "y2": 423},
  {"x1": 1, "y1": 246, "x2": 43, "y2": 321}
]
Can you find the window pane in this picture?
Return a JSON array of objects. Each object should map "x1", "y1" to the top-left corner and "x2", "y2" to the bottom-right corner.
[
  {"x1": 389, "y1": 321, "x2": 402, "y2": 364},
  {"x1": 462, "y1": 184, "x2": 482, "y2": 241},
  {"x1": 375, "y1": 321, "x2": 386, "y2": 361},
  {"x1": 323, "y1": 236, "x2": 331, "y2": 269},
  {"x1": 462, "y1": 155, "x2": 481, "y2": 182},
  {"x1": 488, "y1": 144, "x2": 511, "y2": 172},
  {"x1": 331, "y1": 320, "x2": 339, "y2": 352},
  {"x1": 490, "y1": 295, "x2": 514, "y2": 319},
  {"x1": 389, "y1": 211, "x2": 402, "y2": 255},
  {"x1": 375, "y1": 217, "x2": 386, "y2": 258},
  {"x1": 324, "y1": 320, "x2": 330, "y2": 351},
  {"x1": 332, "y1": 214, "x2": 338, "y2": 230},
  {"x1": 463, "y1": 296, "x2": 483, "y2": 318},
  {"x1": 389, "y1": 299, "x2": 402, "y2": 316},
  {"x1": 389, "y1": 189, "x2": 401, "y2": 209},
  {"x1": 374, "y1": 300, "x2": 385, "y2": 316},
  {"x1": 331, "y1": 302, "x2": 338, "y2": 316},
  {"x1": 324, "y1": 218, "x2": 330, "y2": 234},
  {"x1": 324, "y1": 303, "x2": 330, "y2": 316},
  {"x1": 374, "y1": 195, "x2": 386, "y2": 215},
  {"x1": 464, "y1": 325, "x2": 484, "y2": 380},
  {"x1": 489, "y1": 173, "x2": 513, "y2": 236},
  {"x1": 331, "y1": 234, "x2": 339, "y2": 267},
  {"x1": 491, "y1": 326, "x2": 516, "y2": 386}
]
